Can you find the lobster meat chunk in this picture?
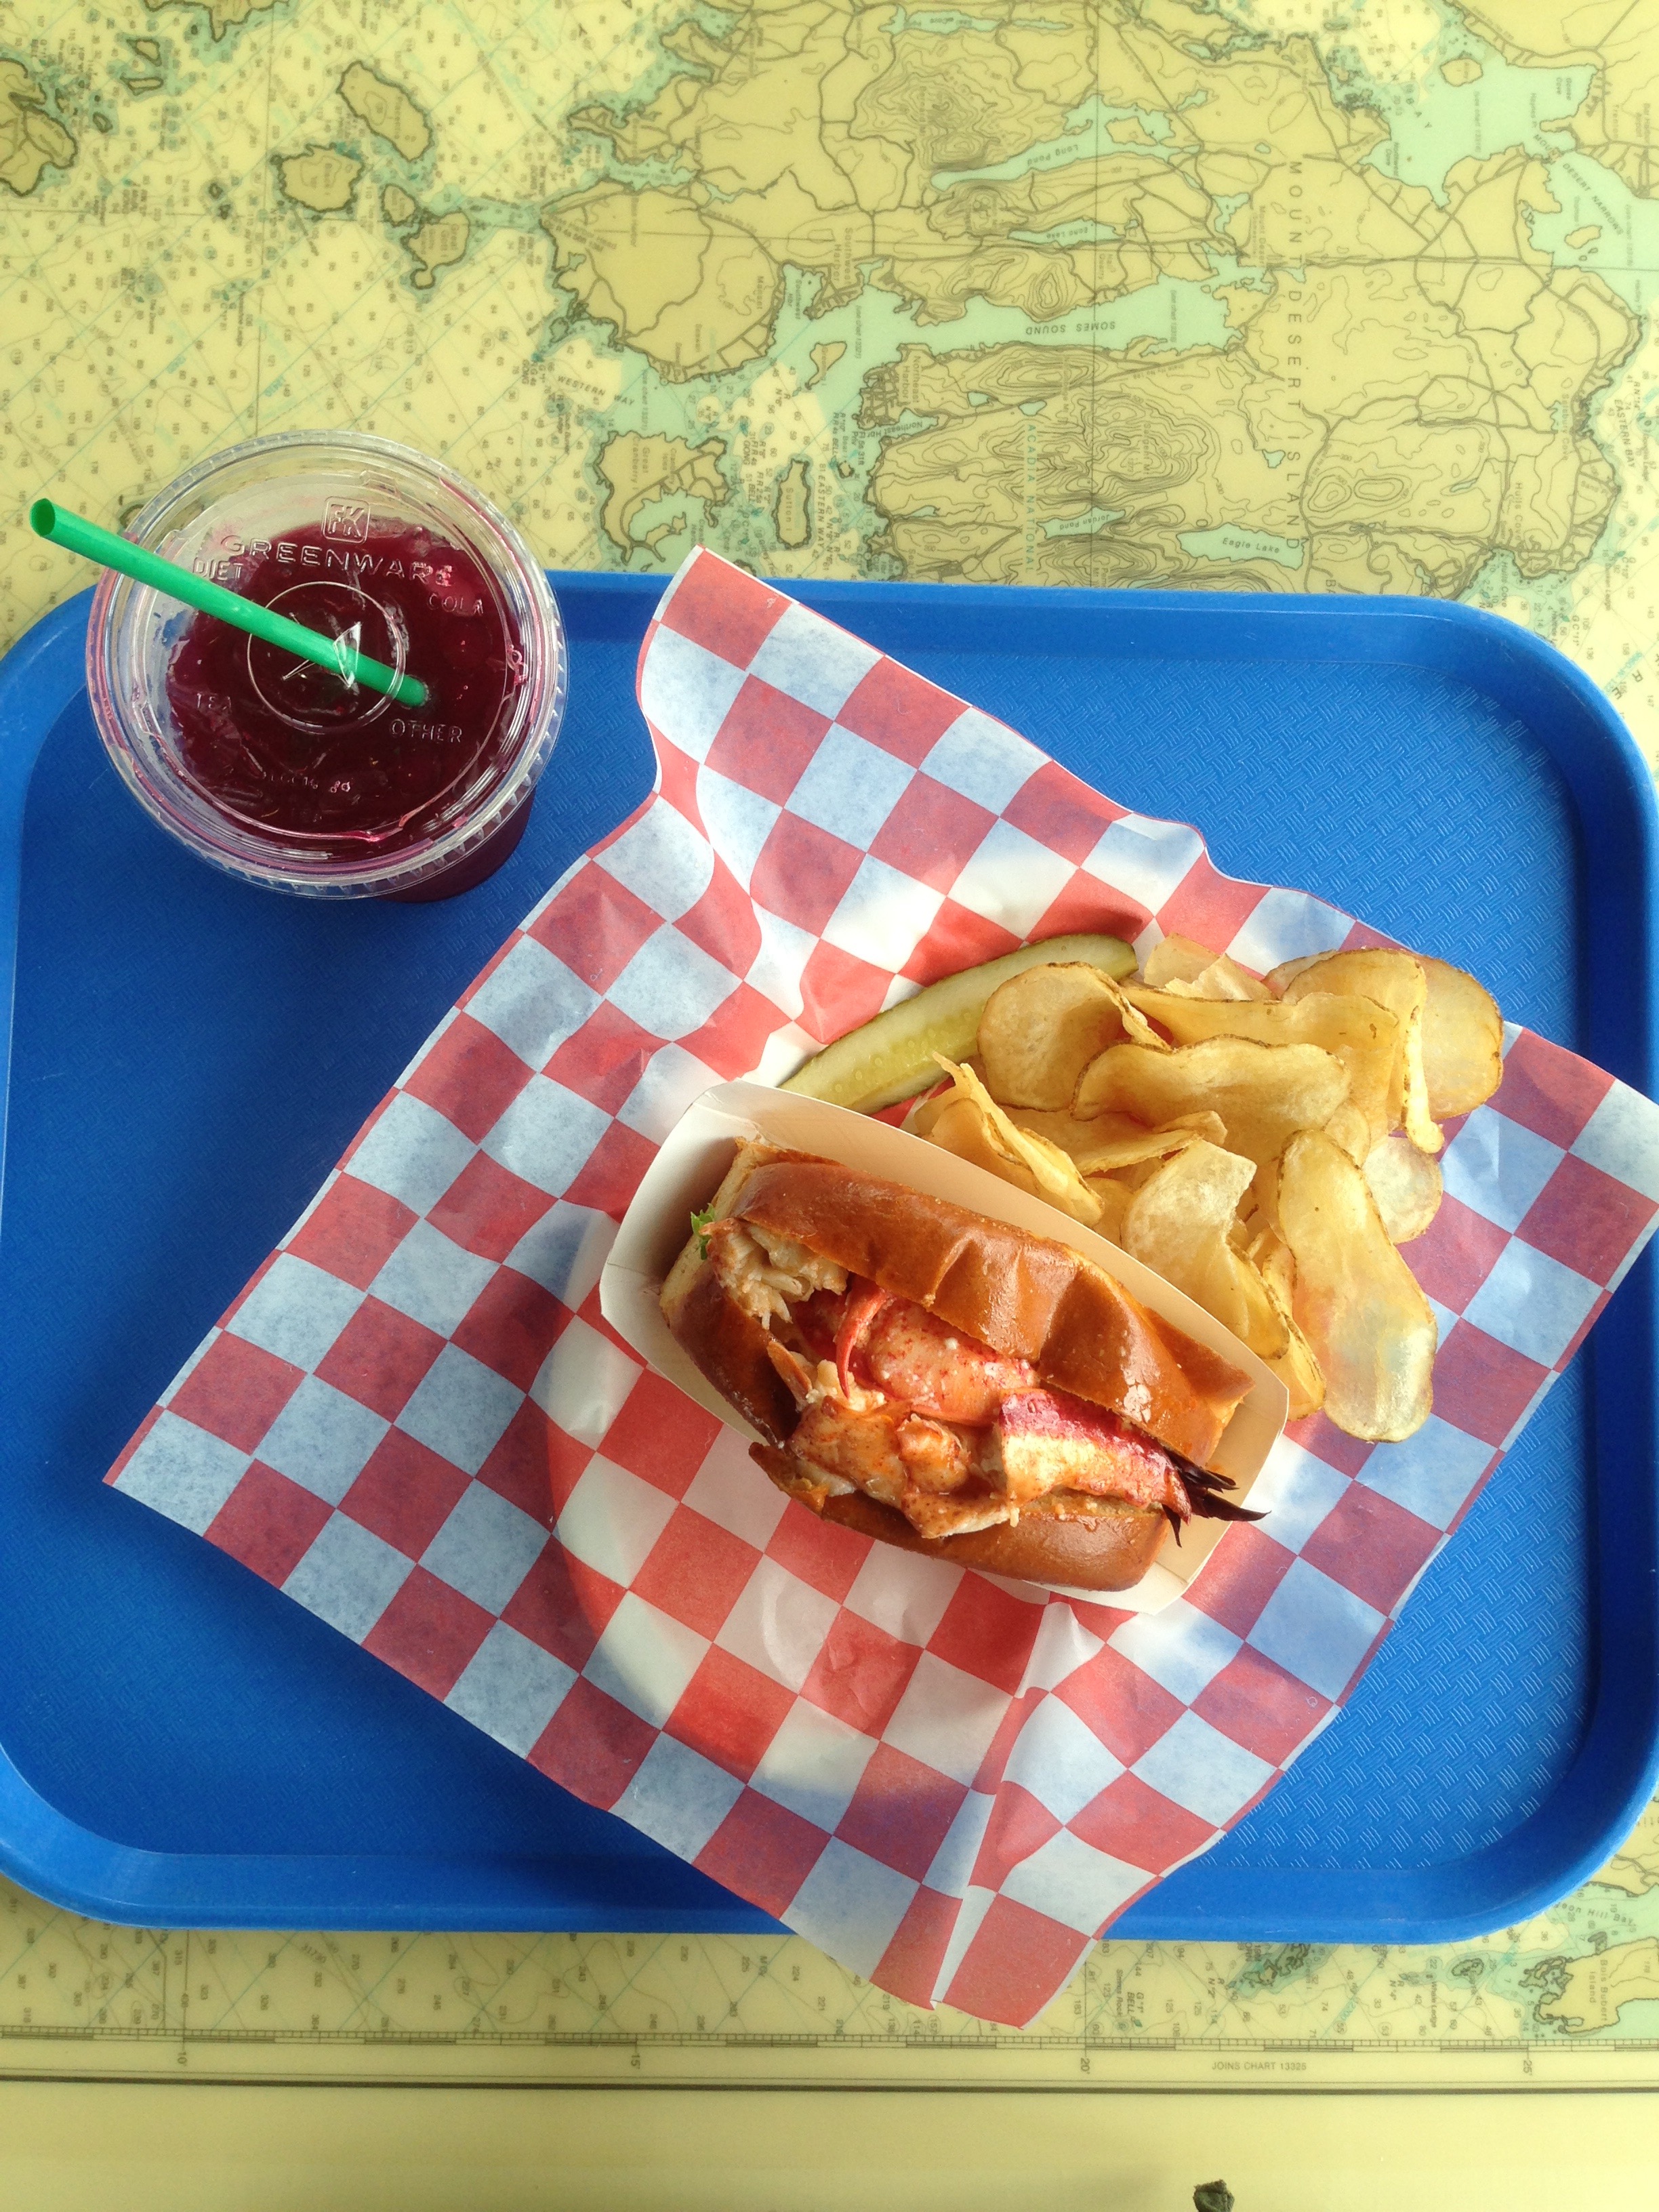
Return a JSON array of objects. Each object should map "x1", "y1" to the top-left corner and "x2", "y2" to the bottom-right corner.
[
  {"x1": 829, "y1": 1278, "x2": 1037, "y2": 1421},
  {"x1": 774, "y1": 1277, "x2": 1261, "y2": 1542},
  {"x1": 994, "y1": 1389, "x2": 1191, "y2": 1515}
]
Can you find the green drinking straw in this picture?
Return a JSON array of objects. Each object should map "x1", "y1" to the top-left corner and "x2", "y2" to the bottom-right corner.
[{"x1": 30, "y1": 497, "x2": 429, "y2": 710}]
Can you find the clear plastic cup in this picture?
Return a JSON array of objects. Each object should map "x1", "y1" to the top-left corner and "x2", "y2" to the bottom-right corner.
[{"x1": 87, "y1": 430, "x2": 567, "y2": 899}]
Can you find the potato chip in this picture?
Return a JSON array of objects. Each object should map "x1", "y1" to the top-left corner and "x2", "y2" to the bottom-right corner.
[
  {"x1": 1162, "y1": 956, "x2": 1274, "y2": 1003},
  {"x1": 977, "y1": 963, "x2": 1128, "y2": 1110},
  {"x1": 1008, "y1": 1105, "x2": 1147, "y2": 1155},
  {"x1": 1011, "y1": 1110, "x2": 1197, "y2": 1175},
  {"x1": 1086, "y1": 1174, "x2": 1131, "y2": 1244},
  {"x1": 1212, "y1": 1248, "x2": 1290, "y2": 1365},
  {"x1": 1324, "y1": 1098, "x2": 1373, "y2": 1164},
  {"x1": 1264, "y1": 953, "x2": 1326, "y2": 996},
  {"x1": 1250, "y1": 1225, "x2": 1295, "y2": 1318},
  {"x1": 904, "y1": 1087, "x2": 950, "y2": 1137},
  {"x1": 1252, "y1": 1152, "x2": 1281, "y2": 1233},
  {"x1": 1121, "y1": 1142, "x2": 1312, "y2": 1393},
  {"x1": 928, "y1": 1095, "x2": 1104, "y2": 1219},
  {"x1": 905, "y1": 1062, "x2": 989, "y2": 1134},
  {"x1": 1120, "y1": 981, "x2": 1398, "y2": 1145},
  {"x1": 979, "y1": 962, "x2": 1173, "y2": 1109},
  {"x1": 1234, "y1": 1204, "x2": 1269, "y2": 1250},
  {"x1": 1419, "y1": 955, "x2": 1504, "y2": 1118},
  {"x1": 1005, "y1": 1105, "x2": 1232, "y2": 1170},
  {"x1": 1277, "y1": 1128, "x2": 1436, "y2": 1441},
  {"x1": 924, "y1": 1059, "x2": 1103, "y2": 1227},
  {"x1": 1283, "y1": 949, "x2": 1440, "y2": 1156},
  {"x1": 1141, "y1": 935, "x2": 1218, "y2": 988},
  {"x1": 1122, "y1": 1141, "x2": 1284, "y2": 1355},
  {"x1": 1248, "y1": 1230, "x2": 1326, "y2": 1420},
  {"x1": 1075, "y1": 1037, "x2": 1351, "y2": 1171},
  {"x1": 1164, "y1": 1110, "x2": 1231, "y2": 1147},
  {"x1": 923, "y1": 1095, "x2": 999, "y2": 1164},
  {"x1": 1363, "y1": 1135, "x2": 1443, "y2": 1244},
  {"x1": 1116, "y1": 993, "x2": 1173, "y2": 1052},
  {"x1": 1111, "y1": 1153, "x2": 1172, "y2": 1195}
]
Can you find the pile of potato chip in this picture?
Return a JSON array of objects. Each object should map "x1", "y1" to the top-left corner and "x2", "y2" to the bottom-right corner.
[{"x1": 907, "y1": 937, "x2": 1505, "y2": 1443}]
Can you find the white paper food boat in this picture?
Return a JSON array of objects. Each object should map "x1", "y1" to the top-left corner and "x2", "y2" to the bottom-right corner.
[{"x1": 600, "y1": 1082, "x2": 1288, "y2": 1616}]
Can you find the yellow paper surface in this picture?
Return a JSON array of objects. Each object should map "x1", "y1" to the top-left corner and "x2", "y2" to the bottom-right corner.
[{"x1": 0, "y1": 2081, "x2": 1652, "y2": 2210}]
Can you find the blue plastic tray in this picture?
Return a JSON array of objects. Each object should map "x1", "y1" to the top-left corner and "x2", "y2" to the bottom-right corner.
[{"x1": 1, "y1": 577, "x2": 1654, "y2": 1940}]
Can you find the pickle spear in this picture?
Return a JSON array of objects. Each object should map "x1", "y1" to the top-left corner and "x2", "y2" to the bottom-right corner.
[{"x1": 781, "y1": 933, "x2": 1136, "y2": 1113}]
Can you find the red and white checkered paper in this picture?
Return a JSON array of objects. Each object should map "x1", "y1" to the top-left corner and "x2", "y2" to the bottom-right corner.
[{"x1": 109, "y1": 550, "x2": 1659, "y2": 2027}]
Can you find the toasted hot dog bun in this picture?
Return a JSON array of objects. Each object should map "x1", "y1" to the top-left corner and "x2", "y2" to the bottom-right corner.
[
  {"x1": 659, "y1": 1138, "x2": 818, "y2": 1446},
  {"x1": 665, "y1": 1146, "x2": 1249, "y2": 1466},
  {"x1": 661, "y1": 1143, "x2": 1252, "y2": 1593},
  {"x1": 752, "y1": 1443, "x2": 1168, "y2": 1592}
]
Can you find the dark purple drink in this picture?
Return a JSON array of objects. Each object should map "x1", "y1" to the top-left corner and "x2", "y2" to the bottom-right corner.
[
  {"x1": 91, "y1": 432, "x2": 566, "y2": 901},
  {"x1": 165, "y1": 525, "x2": 516, "y2": 860}
]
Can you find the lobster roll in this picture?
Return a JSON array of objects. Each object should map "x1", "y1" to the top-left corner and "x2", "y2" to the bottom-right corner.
[{"x1": 660, "y1": 1140, "x2": 1262, "y2": 1592}]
